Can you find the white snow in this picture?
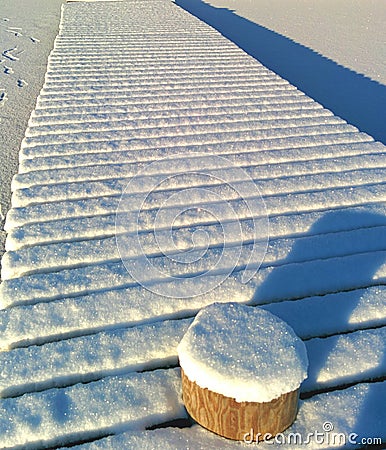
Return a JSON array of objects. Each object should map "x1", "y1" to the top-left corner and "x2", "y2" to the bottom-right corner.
[
  {"x1": 0, "y1": 319, "x2": 191, "y2": 397},
  {"x1": 304, "y1": 326, "x2": 386, "y2": 394},
  {"x1": 203, "y1": 0, "x2": 386, "y2": 86},
  {"x1": 178, "y1": 303, "x2": 308, "y2": 402},
  {"x1": 0, "y1": 0, "x2": 63, "y2": 261},
  {"x1": 1, "y1": 0, "x2": 386, "y2": 447},
  {"x1": 2, "y1": 282, "x2": 385, "y2": 358},
  {"x1": 0, "y1": 368, "x2": 186, "y2": 449},
  {"x1": 67, "y1": 425, "x2": 248, "y2": 449},
  {"x1": 4, "y1": 199, "x2": 386, "y2": 252},
  {"x1": 176, "y1": 0, "x2": 386, "y2": 145},
  {"x1": 264, "y1": 285, "x2": 386, "y2": 339},
  {"x1": 2, "y1": 308, "x2": 385, "y2": 448},
  {"x1": 4, "y1": 220, "x2": 386, "y2": 281},
  {"x1": 69, "y1": 381, "x2": 386, "y2": 449}
]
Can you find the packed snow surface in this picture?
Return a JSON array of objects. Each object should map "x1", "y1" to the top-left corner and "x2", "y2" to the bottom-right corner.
[{"x1": 178, "y1": 302, "x2": 308, "y2": 402}]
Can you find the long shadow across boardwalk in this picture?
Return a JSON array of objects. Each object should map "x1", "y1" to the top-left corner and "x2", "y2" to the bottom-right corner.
[{"x1": 175, "y1": 0, "x2": 386, "y2": 146}]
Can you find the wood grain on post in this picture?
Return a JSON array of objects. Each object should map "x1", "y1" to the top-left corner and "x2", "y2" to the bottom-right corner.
[{"x1": 181, "y1": 368, "x2": 299, "y2": 441}]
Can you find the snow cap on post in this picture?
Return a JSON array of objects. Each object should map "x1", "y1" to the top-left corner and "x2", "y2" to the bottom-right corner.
[
  {"x1": 178, "y1": 303, "x2": 308, "y2": 441},
  {"x1": 178, "y1": 302, "x2": 308, "y2": 403}
]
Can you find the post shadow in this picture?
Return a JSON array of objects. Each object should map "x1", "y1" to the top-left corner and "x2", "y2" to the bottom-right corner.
[
  {"x1": 175, "y1": 0, "x2": 386, "y2": 146},
  {"x1": 251, "y1": 208, "x2": 386, "y2": 441}
]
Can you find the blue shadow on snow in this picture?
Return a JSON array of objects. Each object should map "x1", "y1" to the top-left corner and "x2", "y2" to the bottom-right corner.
[{"x1": 175, "y1": 0, "x2": 386, "y2": 146}]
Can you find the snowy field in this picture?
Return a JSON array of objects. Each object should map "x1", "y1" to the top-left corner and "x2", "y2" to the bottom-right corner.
[
  {"x1": 201, "y1": 0, "x2": 386, "y2": 86},
  {"x1": 0, "y1": 0, "x2": 64, "y2": 260},
  {"x1": 177, "y1": 0, "x2": 386, "y2": 145},
  {"x1": 0, "y1": 0, "x2": 386, "y2": 448}
]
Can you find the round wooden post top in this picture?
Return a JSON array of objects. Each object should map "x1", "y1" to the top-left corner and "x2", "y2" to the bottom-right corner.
[{"x1": 177, "y1": 302, "x2": 308, "y2": 441}]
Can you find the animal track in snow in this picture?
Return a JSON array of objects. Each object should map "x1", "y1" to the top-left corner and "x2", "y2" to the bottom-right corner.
[
  {"x1": 6, "y1": 27, "x2": 23, "y2": 37},
  {"x1": 2, "y1": 47, "x2": 19, "y2": 62},
  {"x1": 0, "y1": 91, "x2": 8, "y2": 107},
  {"x1": 17, "y1": 79, "x2": 27, "y2": 88}
]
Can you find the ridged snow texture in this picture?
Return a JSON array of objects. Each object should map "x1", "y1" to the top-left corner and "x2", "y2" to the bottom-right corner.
[{"x1": 1, "y1": 0, "x2": 386, "y2": 448}]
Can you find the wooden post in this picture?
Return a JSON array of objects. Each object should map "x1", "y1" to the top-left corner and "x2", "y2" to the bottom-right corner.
[
  {"x1": 178, "y1": 303, "x2": 307, "y2": 441},
  {"x1": 181, "y1": 368, "x2": 299, "y2": 441}
]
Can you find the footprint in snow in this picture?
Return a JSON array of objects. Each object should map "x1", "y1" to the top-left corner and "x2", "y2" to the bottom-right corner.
[
  {"x1": 17, "y1": 79, "x2": 28, "y2": 88},
  {"x1": 2, "y1": 48, "x2": 19, "y2": 62},
  {"x1": 4, "y1": 65, "x2": 13, "y2": 74},
  {"x1": 0, "y1": 91, "x2": 8, "y2": 106},
  {"x1": 6, "y1": 27, "x2": 23, "y2": 37}
]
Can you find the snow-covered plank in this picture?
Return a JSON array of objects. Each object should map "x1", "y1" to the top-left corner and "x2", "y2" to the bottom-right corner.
[
  {"x1": 6, "y1": 201, "x2": 386, "y2": 251},
  {"x1": 27, "y1": 102, "x2": 325, "y2": 129},
  {"x1": 33, "y1": 90, "x2": 308, "y2": 113},
  {"x1": 2, "y1": 280, "x2": 385, "y2": 353},
  {"x1": 11, "y1": 245, "x2": 386, "y2": 308},
  {"x1": 30, "y1": 96, "x2": 318, "y2": 119},
  {"x1": 19, "y1": 130, "x2": 372, "y2": 165},
  {"x1": 304, "y1": 327, "x2": 386, "y2": 394},
  {"x1": 0, "y1": 319, "x2": 191, "y2": 397},
  {"x1": 47, "y1": 55, "x2": 255, "y2": 67},
  {"x1": 70, "y1": 381, "x2": 386, "y2": 449},
  {"x1": 44, "y1": 60, "x2": 262, "y2": 76},
  {"x1": 19, "y1": 140, "x2": 382, "y2": 174},
  {"x1": 41, "y1": 68, "x2": 282, "y2": 84},
  {"x1": 12, "y1": 157, "x2": 384, "y2": 208},
  {"x1": 39, "y1": 73, "x2": 289, "y2": 95},
  {"x1": 20, "y1": 117, "x2": 344, "y2": 154},
  {"x1": 5, "y1": 168, "x2": 386, "y2": 234},
  {"x1": 44, "y1": 58, "x2": 273, "y2": 73},
  {"x1": 38, "y1": 80, "x2": 292, "y2": 98},
  {"x1": 265, "y1": 286, "x2": 386, "y2": 340},
  {"x1": 48, "y1": 43, "x2": 248, "y2": 53},
  {"x1": 40, "y1": 73, "x2": 282, "y2": 93},
  {"x1": 2, "y1": 249, "x2": 386, "y2": 333},
  {"x1": 1, "y1": 315, "x2": 386, "y2": 401},
  {"x1": 19, "y1": 128, "x2": 370, "y2": 161},
  {"x1": 3, "y1": 223, "x2": 386, "y2": 281},
  {"x1": 0, "y1": 368, "x2": 186, "y2": 450},
  {"x1": 12, "y1": 147, "x2": 386, "y2": 190},
  {"x1": 25, "y1": 108, "x2": 333, "y2": 140}
]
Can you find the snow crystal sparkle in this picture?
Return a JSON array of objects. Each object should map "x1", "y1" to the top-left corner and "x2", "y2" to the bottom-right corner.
[
  {"x1": 178, "y1": 302, "x2": 308, "y2": 403},
  {"x1": 115, "y1": 154, "x2": 268, "y2": 298}
]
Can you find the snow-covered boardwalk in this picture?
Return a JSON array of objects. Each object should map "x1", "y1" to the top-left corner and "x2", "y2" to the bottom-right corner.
[{"x1": 1, "y1": 0, "x2": 386, "y2": 448}]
